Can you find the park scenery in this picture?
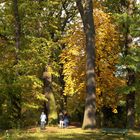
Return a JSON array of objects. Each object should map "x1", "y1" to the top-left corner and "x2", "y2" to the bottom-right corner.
[{"x1": 0, "y1": 0, "x2": 140, "y2": 139}]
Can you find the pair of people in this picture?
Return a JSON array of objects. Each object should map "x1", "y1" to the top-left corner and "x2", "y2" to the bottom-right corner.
[{"x1": 59, "y1": 111, "x2": 69, "y2": 128}]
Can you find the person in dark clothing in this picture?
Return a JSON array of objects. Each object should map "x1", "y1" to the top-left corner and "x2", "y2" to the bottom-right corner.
[{"x1": 63, "y1": 112, "x2": 69, "y2": 127}]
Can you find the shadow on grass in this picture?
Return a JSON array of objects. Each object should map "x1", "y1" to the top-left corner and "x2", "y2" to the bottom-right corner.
[
  {"x1": 1, "y1": 127, "x2": 140, "y2": 140},
  {"x1": 13, "y1": 135, "x2": 140, "y2": 140},
  {"x1": 2, "y1": 134, "x2": 140, "y2": 140}
]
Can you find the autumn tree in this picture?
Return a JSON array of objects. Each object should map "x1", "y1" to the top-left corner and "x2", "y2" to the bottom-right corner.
[
  {"x1": 60, "y1": 4, "x2": 126, "y2": 127},
  {"x1": 75, "y1": 0, "x2": 96, "y2": 129}
]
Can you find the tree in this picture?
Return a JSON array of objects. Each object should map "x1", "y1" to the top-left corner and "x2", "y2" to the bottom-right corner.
[
  {"x1": 103, "y1": 0, "x2": 140, "y2": 128},
  {"x1": 10, "y1": 0, "x2": 22, "y2": 127},
  {"x1": 125, "y1": 0, "x2": 136, "y2": 129},
  {"x1": 0, "y1": 0, "x2": 53, "y2": 128},
  {"x1": 0, "y1": 0, "x2": 78, "y2": 127},
  {"x1": 76, "y1": 0, "x2": 96, "y2": 129},
  {"x1": 60, "y1": 6, "x2": 125, "y2": 127}
]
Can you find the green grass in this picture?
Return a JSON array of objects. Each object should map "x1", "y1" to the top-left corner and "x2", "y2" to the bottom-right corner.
[{"x1": 0, "y1": 126, "x2": 140, "y2": 140}]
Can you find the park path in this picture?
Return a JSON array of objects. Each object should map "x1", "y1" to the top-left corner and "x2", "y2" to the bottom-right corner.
[{"x1": 27, "y1": 123, "x2": 83, "y2": 133}]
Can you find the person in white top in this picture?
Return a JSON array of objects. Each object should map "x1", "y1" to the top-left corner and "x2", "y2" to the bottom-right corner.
[
  {"x1": 40, "y1": 112, "x2": 46, "y2": 129},
  {"x1": 59, "y1": 112, "x2": 64, "y2": 128}
]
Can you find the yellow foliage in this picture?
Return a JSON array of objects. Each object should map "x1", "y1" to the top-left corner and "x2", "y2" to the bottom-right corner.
[
  {"x1": 112, "y1": 108, "x2": 118, "y2": 114},
  {"x1": 60, "y1": 8, "x2": 125, "y2": 110}
]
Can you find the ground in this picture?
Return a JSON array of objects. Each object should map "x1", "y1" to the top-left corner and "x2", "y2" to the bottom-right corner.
[{"x1": 0, "y1": 125, "x2": 140, "y2": 140}]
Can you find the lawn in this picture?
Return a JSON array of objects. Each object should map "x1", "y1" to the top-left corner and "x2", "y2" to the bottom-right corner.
[{"x1": 0, "y1": 126, "x2": 140, "y2": 140}]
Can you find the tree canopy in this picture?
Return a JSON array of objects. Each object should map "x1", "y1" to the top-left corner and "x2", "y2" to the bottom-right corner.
[{"x1": 0, "y1": 0, "x2": 140, "y2": 129}]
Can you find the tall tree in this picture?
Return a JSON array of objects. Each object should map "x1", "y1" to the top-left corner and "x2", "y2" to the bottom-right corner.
[
  {"x1": 11, "y1": 0, "x2": 22, "y2": 127},
  {"x1": 101, "y1": 0, "x2": 139, "y2": 129},
  {"x1": 125, "y1": 0, "x2": 136, "y2": 129},
  {"x1": 60, "y1": 7, "x2": 124, "y2": 127},
  {"x1": 76, "y1": 0, "x2": 96, "y2": 129}
]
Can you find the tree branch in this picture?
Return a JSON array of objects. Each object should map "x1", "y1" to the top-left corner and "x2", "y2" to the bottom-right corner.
[{"x1": 76, "y1": 0, "x2": 86, "y2": 26}]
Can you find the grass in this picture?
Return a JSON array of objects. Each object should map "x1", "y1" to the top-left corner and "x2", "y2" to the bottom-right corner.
[{"x1": 0, "y1": 126, "x2": 140, "y2": 140}]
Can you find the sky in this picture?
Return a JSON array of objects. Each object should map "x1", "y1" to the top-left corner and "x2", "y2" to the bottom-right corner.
[{"x1": 136, "y1": 0, "x2": 140, "y2": 3}]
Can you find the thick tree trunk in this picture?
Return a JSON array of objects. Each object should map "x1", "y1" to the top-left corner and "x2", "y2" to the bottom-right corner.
[
  {"x1": 76, "y1": 0, "x2": 96, "y2": 129},
  {"x1": 43, "y1": 66, "x2": 58, "y2": 125}
]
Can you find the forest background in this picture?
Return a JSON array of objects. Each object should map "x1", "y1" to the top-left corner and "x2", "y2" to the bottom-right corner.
[{"x1": 0, "y1": 0, "x2": 140, "y2": 130}]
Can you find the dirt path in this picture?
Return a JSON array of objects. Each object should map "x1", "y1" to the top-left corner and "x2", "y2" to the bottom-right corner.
[{"x1": 27, "y1": 124, "x2": 82, "y2": 133}]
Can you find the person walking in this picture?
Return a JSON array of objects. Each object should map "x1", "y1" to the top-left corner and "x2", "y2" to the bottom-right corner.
[{"x1": 40, "y1": 112, "x2": 46, "y2": 130}]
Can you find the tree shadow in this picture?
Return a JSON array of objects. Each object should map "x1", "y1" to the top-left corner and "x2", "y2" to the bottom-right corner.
[
  {"x1": 1, "y1": 127, "x2": 140, "y2": 140},
  {"x1": 9, "y1": 131, "x2": 140, "y2": 140}
]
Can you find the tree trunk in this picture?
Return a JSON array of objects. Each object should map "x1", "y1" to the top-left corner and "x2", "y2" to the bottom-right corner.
[
  {"x1": 76, "y1": 0, "x2": 96, "y2": 129},
  {"x1": 12, "y1": 0, "x2": 21, "y2": 128},
  {"x1": 126, "y1": 91, "x2": 135, "y2": 128},
  {"x1": 125, "y1": 0, "x2": 136, "y2": 129},
  {"x1": 43, "y1": 66, "x2": 58, "y2": 125}
]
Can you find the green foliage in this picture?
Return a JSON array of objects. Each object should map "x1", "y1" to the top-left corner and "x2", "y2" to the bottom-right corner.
[
  {"x1": 0, "y1": 0, "x2": 78, "y2": 128},
  {"x1": 0, "y1": 0, "x2": 139, "y2": 129},
  {"x1": 117, "y1": 45, "x2": 140, "y2": 95},
  {"x1": 0, "y1": 0, "x2": 56, "y2": 128}
]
